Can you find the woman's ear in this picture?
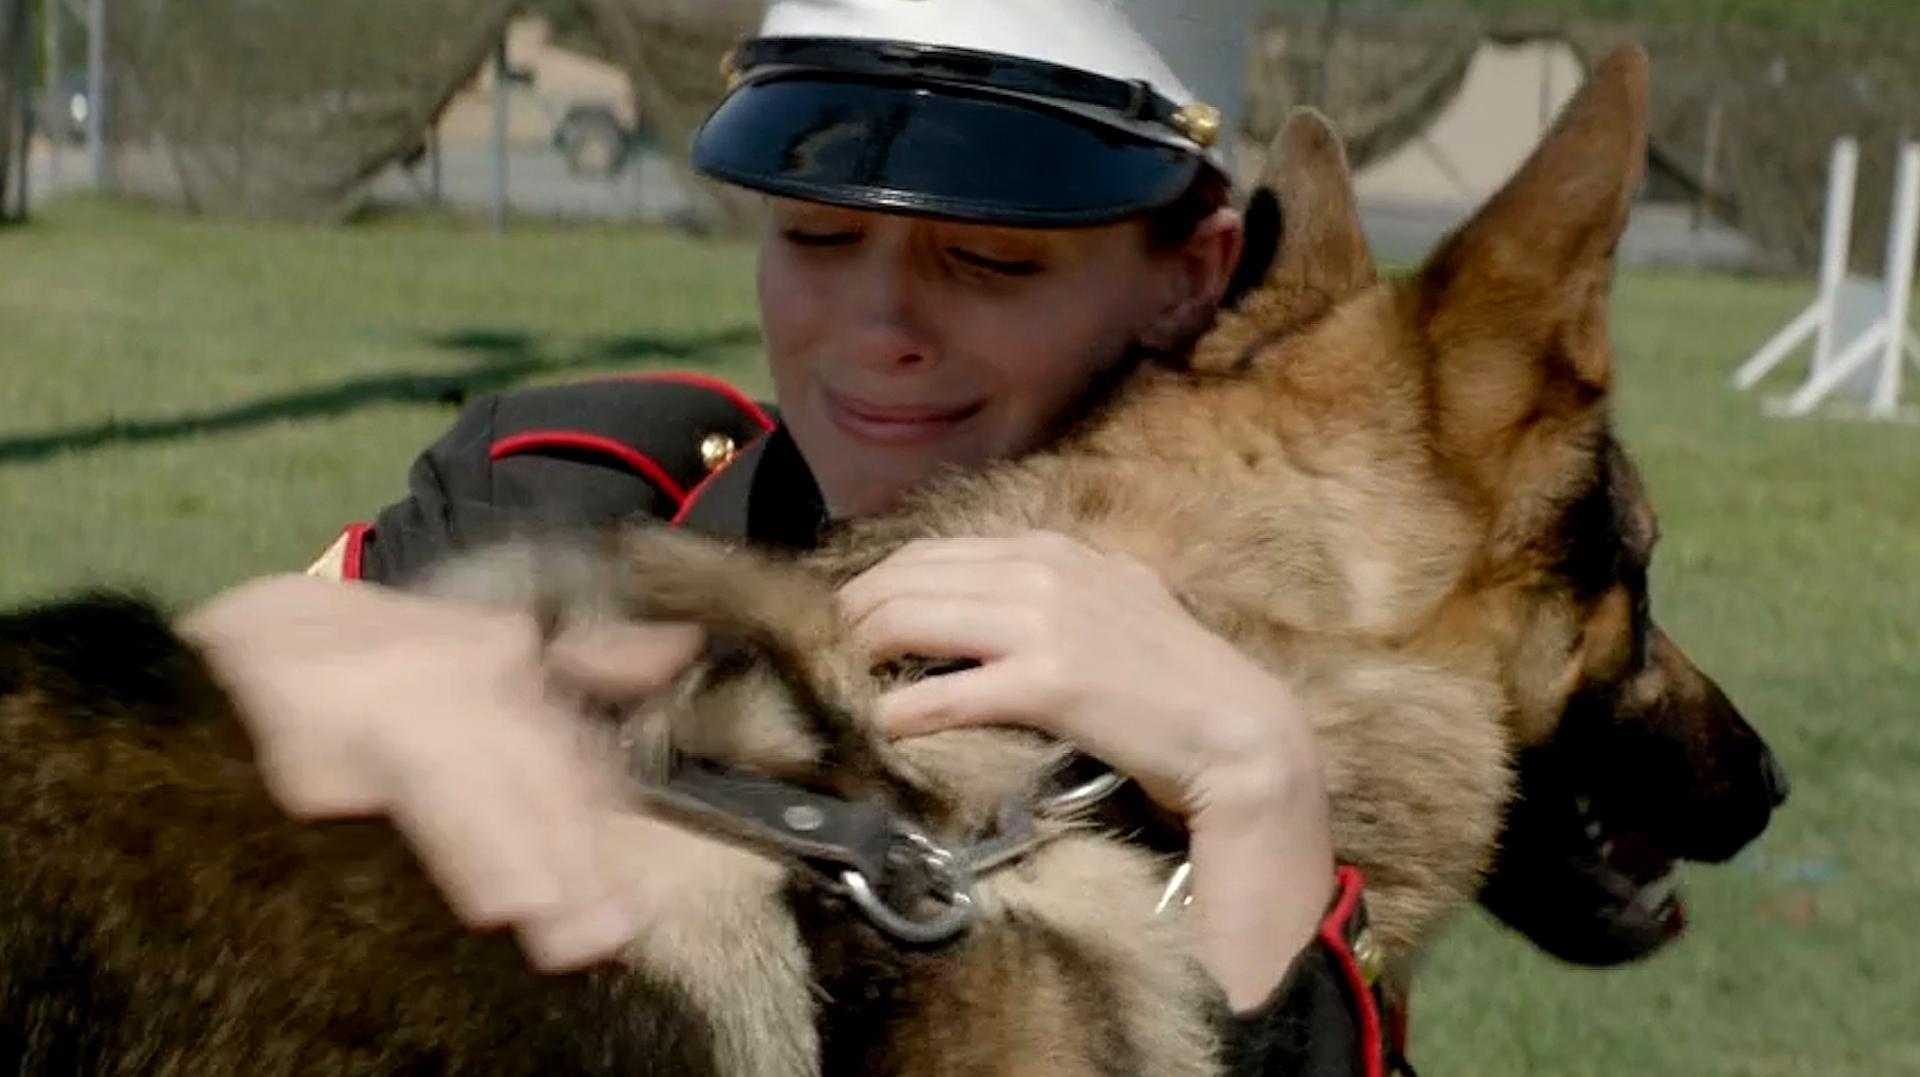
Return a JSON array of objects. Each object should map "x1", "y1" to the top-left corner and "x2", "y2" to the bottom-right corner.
[{"x1": 1138, "y1": 206, "x2": 1245, "y2": 355}]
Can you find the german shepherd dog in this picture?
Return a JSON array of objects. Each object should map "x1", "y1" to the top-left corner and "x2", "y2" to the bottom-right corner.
[{"x1": 0, "y1": 47, "x2": 1784, "y2": 1075}]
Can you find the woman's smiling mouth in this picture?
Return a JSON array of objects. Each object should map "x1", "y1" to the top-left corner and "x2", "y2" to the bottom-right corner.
[{"x1": 823, "y1": 388, "x2": 986, "y2": 445}]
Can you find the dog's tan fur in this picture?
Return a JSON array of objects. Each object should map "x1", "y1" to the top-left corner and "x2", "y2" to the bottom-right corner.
[
  {"x1": 791, "y1": 44, "x2": 1655, "y2": 968},
  {"x1": 0, "y1": 45, "x2": 1778, "y2": 1076},
  {"x1": 420, "y1": 42, "x2": 1652, "y2": 1070}
]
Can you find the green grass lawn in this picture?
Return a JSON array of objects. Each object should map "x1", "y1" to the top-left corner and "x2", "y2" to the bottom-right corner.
[
  {"x1": 4, "y1": 198, "x2": 1918, "y2": 1074},
  {"x1": 1, "y1": 198, "x2": 769, "y2": 605}
]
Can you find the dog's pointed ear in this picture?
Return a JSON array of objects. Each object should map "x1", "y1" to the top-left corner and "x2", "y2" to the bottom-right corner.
[
  {"x1": 1266, "y1": 108, "x2": 1378, "y2": 306},
  {"x1": 1418, "y1": 45, "x2": 1649, "y2": 475},
  {"x1": 1191, "y1": 107, "x2": 1375, "y2": 373}
]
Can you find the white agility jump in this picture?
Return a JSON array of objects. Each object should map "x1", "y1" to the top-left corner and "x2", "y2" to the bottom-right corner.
[{"x1": 1733, "y1": 138, "x2": 1920, "y2": 420}]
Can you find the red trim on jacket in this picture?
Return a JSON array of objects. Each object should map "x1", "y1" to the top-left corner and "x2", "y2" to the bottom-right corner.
[
  {"x1": 1385, "y1": 990, "x2": 1411, "y2": 1071},
  {"x1": 1320, "y1": 865, "x2": 1385, "y2": 1077},
  {"x1": 340, "y1": 523, "x2": 371, "y2": 581},
  {"x1": 489, "y1": 431, "x2": 689, "y2": 509},
  {"x1": 606, "y1": 371, "x2": 777, "y2": 432}
]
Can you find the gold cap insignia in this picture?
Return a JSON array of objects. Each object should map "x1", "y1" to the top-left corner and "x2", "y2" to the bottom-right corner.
[{"x1": 1171, "y1": 101, "x2": 1222, "y2": 148}]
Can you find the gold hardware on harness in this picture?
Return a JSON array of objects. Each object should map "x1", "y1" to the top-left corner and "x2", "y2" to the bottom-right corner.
[
  {"x1": 700, "y1": 432, "x2": 739, "y2": 472},
  {"x1": 1171, "y1": 101, "x2": 1222, "y2": 148}
]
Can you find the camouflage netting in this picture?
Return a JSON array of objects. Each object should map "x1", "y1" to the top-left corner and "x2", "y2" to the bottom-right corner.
[
  {"x1": 0, "y1": 0, "x2": 26, "y2": 218},
  {"x1": 79, "y1": 1, "x2": 1920, "y2": 271},
  {"x1": 578, "y1": 0, "x2": 762, "y2": 234},
  {"x1": 1250, "y1": 9, "x2": 1920, "y2": 274},
  {"x1": 1572, "y1": 23, "x2": 1920, "y2": 274},
  {"x1": 102, "y1": 0, "x2": 518, "y2": 221},
  {"x1": 92, "y1": 0, "x2": 758, "y2": 229},
  {"x1": 1238, "y1": 11, "x2": 1486, "y2": 182},
  {"x1": 595, "y1": 4, "x2": 1920, "y2": 268}
]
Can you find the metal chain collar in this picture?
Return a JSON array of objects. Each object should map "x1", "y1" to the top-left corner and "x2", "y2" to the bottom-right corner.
[{"x1": 633, "y1": 755, "x2": 1135, "y2": 946}]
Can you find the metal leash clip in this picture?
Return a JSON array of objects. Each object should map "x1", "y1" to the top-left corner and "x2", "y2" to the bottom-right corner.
[
  {"x1": 843, "y1": 790, "x2": 1059, "y2": 945},
  {"x1": 636, "y1": 753, "x2": 1128, "y2": 947},
  {"x1": 846, "y1": 754, "x2": 1133, "y2": 940},
  {"x1": 641, "y1": 757, "x2": 990, "y2": 946},
  {"x1": 841, "y1": 825, "x2": 979, "y2": 945}
]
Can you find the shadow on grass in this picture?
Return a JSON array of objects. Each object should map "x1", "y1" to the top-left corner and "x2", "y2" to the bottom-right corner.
[{"x1": 0, "y1": 326, "x2": 762, "y2": 466}]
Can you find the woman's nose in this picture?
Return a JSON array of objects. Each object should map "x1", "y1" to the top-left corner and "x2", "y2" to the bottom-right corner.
[{"x1": 846, "y1": 238, "x2": 936, "y2": 370}]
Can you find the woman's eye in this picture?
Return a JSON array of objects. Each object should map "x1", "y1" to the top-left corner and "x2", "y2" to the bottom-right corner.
[
  {"x1": 948, "y1": 248, "x2": 1044, "y2": 277},
  {"x1": 783, "y1": 229, "x2": 861, "y2": 248}
]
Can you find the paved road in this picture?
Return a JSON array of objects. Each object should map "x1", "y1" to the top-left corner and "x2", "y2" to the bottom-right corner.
[{"x1": 28, "y1": 140, "x2": 1759, "y2": 272}]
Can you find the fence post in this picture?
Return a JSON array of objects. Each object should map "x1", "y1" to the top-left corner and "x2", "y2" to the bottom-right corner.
[
  {"x1": 490, "y1": 33, "x2": 508, "y2": 232},
  {"x1": 44, "y1": 0, "x2": 59, "y2": 189},
  {"x1": 85, "y1": 0, "x2": 104, "y2": 189},
  {"x1": 1695, "y1": 94, "x2": 1724, "y2": 233},
  {"x1": 13, "y1": 0, "x2": 32, "y2": 219}
]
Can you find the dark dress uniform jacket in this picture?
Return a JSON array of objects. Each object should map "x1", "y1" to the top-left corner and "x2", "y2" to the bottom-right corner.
[{"x1": 310, "y1": 373, "x2": 1407, "y2": 1077}]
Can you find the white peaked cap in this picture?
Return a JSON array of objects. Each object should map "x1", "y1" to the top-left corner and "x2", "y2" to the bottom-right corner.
[
  {"x1": 756, "y1": 0, "x2": 1260, "y2": 169},
  {"x1": 690, "y1": 0, "x2": 1264, "y2": 225}
]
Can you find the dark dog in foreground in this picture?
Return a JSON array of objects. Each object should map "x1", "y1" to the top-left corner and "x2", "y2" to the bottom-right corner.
[{"x1": 0, "y1": 47, "x2": 1785, "y2": 1075}]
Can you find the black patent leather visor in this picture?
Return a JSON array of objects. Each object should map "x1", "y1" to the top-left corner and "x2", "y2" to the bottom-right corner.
[{"x1": 690, "y1": 74, "x2": 1203, "y2": 227}]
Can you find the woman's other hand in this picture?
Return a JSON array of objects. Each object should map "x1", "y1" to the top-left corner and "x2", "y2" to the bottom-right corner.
[{"x1": 179, "y1": 573, "x2": 702, "y2": 972}]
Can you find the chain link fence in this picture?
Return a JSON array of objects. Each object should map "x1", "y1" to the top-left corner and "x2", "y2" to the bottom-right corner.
[
  {"x1": 11, "y1": 0, "x2": 1919, "y2": 272},
  {"x1": 31, "y1": 0, "x2": 750, "y2": 231},
  {"x1": 99, "y1": 0, "x2": 517, "y2": 221}
]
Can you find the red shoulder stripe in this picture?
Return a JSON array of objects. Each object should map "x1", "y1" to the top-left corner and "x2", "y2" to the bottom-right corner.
[
  {"x1": 341, "y1": 523, "x2": 371, "y2": 581},
  {"x1": 489, "y1": 432, "x2": 688, "y2": 508},
  {"x1": 607, "y1": 371, "x2": 776, "y2": 432},
  {"x1": 1320, "y1": 865, "x2": 1385, "y2": 1077}
]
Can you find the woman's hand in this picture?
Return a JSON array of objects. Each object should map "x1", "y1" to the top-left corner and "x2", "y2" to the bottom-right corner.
[
  {"x1": 179, "y1": 573, "x2": 703, "y2": 972},
  {"x1": 837, "y1": 531, "x2": 1335, "y2": 1009}
]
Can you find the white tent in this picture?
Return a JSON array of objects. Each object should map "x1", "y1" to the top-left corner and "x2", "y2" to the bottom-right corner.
[{"x1": 1354, "y1": 39, "x2": 1583, "y2": 208}]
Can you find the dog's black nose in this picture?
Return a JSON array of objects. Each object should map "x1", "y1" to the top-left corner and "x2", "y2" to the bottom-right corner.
[{"x1": 1759, "y1": 745, "x2": 1791, "y2": 808}]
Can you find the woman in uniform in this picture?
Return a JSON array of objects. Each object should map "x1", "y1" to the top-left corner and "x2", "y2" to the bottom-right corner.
[{"x1": 183, "y1": 2, "x2": 1407, "y2": 1072}]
